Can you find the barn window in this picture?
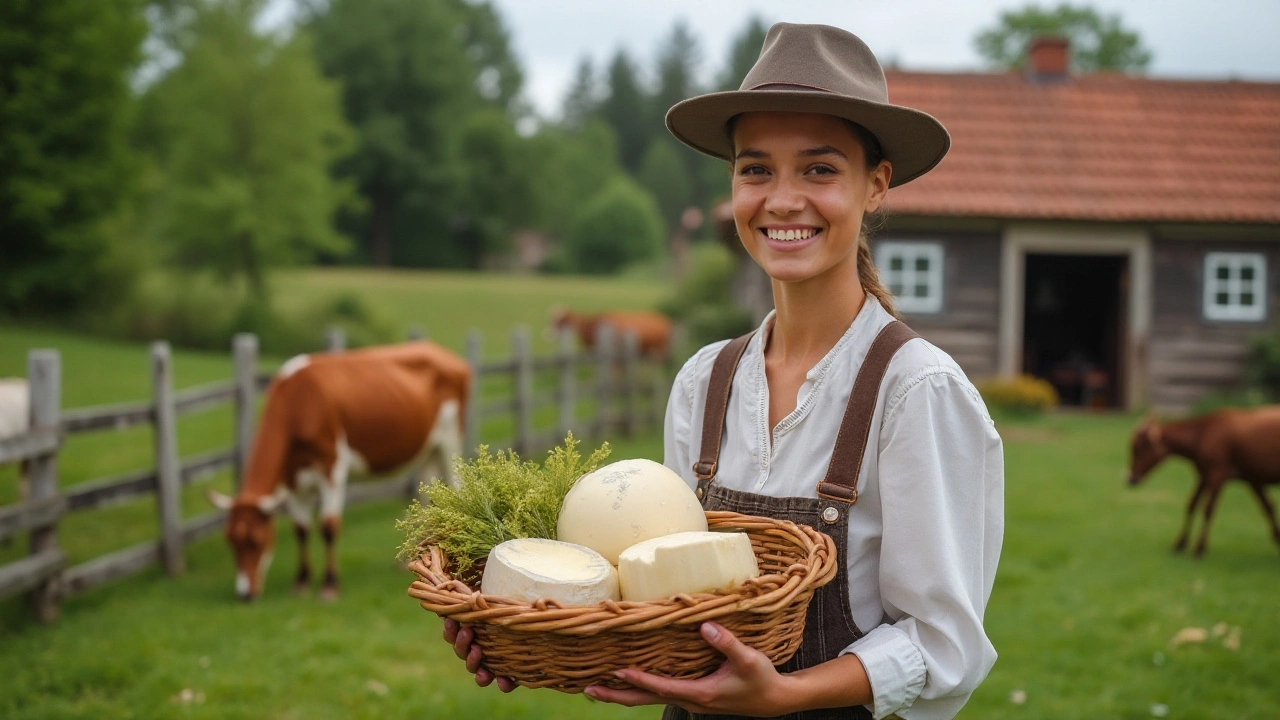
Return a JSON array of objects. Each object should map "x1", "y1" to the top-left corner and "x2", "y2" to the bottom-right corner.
[
  {"x1": 875, "y1": 241, "x2": 944, "y2": 313},
  {"x1": 1203, "y1": 252, "x2": 1266, "y2": 321}
]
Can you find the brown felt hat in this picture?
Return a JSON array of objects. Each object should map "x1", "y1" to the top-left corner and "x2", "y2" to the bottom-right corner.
[{"x1": 665, "y1": 22, "x2": 949, "y2": 188}]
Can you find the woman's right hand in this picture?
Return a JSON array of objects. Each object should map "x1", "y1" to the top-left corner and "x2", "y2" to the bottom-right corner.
[{"x1": 443, "y1": 618, "x2": 518, "y2": 692}]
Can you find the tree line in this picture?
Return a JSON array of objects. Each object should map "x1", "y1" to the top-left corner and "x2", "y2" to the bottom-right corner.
[{"x1": 1, "y1": 0, "x2": 1149, "y2": 322}]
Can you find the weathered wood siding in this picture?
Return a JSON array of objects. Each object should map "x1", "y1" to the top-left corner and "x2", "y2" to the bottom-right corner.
[
  {"x1": 884, "y1": 233, "x2": 1003, "y2": 380},
  {"x1": 1148, "y1": 236, "x2": 1280, "y2": 411}
]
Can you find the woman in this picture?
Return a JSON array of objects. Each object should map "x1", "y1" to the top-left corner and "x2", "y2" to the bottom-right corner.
[{"x1": 448, "y1": 23, "x2": 1003, "y2": 719}]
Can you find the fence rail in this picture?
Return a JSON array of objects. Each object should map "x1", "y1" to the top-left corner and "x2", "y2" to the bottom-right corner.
[{"x1": 0, "y1": 324, "x2": 669, "y2": 622}]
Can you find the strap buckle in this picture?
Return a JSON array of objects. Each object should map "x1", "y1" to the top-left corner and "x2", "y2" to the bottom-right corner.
[
  {"x1": 692, "y1": 460, "x2": 718, "y2": 480},
  {"x1": 816, "y1": 481, "x2": 857, "y2": 504}
]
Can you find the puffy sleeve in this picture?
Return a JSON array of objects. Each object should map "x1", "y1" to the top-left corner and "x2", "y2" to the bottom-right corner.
[
  {"x1": 662, "y1": 349, "x2": 705, "y2": 490},
  {"x1": 842, "y1": 367, "x2": 1005, "y2": 719}
]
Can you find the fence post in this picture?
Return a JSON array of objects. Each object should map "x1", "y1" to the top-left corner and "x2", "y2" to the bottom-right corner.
[
  {"x1": 620, "y1": 331, "x2": 639, "y2": 438},
  {"x1": 27, "y1": 350, "x2": 62, "y2": 623},
  {"x1": 407, "y1": 325, "x2": 426, "y2": 341},
  {"x1": 150, "y1": 342, "x2": 185, "y2": 577},
  {"x1": 464, "y1": 330, "x2": 482, "y2": 457},
  {"x1": 232, "y1": 333, "x2": 258, "y2": 492},
  {"x1": 325, "y1": 326, "x2": 346, "y2": 353},
  {"x1": 556, "y1": 327, "x2": 576, "y2": 442},
  {"x1": 512, "y1": 326, "x2": 533, "y2": 456},
  {"x1": 594, "y1": 324, "x2": 615, "y2": 440}
]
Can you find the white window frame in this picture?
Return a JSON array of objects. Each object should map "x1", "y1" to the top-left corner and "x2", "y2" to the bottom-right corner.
[
  {"x1": 876, "y1": 241, "x2": 944, "y2": 314},
  {"x1": 1203, "y1": 252, "x2": 1266, "y2": 322}
]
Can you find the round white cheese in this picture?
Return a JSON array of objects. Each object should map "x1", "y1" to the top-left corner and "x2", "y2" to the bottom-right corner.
[
  {"x1": 557, "y1": 458, "x2": 708, "y2": 564},
  {"x1": 480, "y1": 538, "x2": 620, "y2": 606},
  {"x1": 617, "y1": 530, "x2": 759, "y2": 602}
]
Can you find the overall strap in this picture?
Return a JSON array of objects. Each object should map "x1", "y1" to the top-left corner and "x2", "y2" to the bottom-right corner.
[
  {"x1": 816, "y1": 321, "x2": 919, "y2": 503},
  {"x1": 693, "y1": 331, "x2": 756, "y2": 482}
]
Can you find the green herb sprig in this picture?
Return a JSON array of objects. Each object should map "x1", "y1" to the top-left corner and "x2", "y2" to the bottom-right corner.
[{"x1": 396, "y1": 434, "x2": 611, "y2": 576}]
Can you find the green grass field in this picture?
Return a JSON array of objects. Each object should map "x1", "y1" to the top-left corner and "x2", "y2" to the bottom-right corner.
[
  {"x1": 273, "y1": 267, "x2": 671, "y2": 356},
  {"x1": 2, "y1": 269, "x2": 1278, "y2": 718}
]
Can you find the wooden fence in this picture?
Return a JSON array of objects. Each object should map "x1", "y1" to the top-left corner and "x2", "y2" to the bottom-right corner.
[{"x1": 0, "y1": 326, "x2": 667, "y2": 622}]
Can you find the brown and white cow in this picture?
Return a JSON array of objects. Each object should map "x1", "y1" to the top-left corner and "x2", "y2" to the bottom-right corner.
[
  {"x1": 550, "y1": 308, "x2": 673, "y2": 360},
  {"x1": 208, "y1": 341, "x2": 470, "y2": 601}
]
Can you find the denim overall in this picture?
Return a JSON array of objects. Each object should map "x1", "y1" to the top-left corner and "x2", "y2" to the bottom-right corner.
[{"x1": 663, "y1": 321, "x2": 918, "y2": 720}]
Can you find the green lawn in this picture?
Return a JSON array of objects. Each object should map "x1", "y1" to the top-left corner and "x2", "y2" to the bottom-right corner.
[
  {"x1": 2, "y1": 269, "x2": 1278, "y2": 717},
  {"x1": 273, "y1": 267, "x2": 671, "y2": 356}
]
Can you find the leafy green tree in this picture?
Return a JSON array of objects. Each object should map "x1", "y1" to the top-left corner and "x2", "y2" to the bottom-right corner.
[
  {"x1": 600, "y1": 50, "x2": 652, "y2": 173},
  {"x1": 450, "y1": 109, "x2": 536, "y2": 267},
  {"x1": 447, "y1": 0, "x2": 524, "y2": 110},
  {"x1": 718, "y1": 16, "x2": 768, "y2": 90},
  {"x1": 638, "y1": 137, "x2": 690, "y2": 234},
  {"x1": 528, "y1": 119, "x2": 622, "y2": 241},
  {"x1": 0, "y1": 0, "x2": 148, "y2": 314},
  {"x1": 306, "y1": 0, "x2": 510, "y2": 266},
  {"x1": 144, "y1": 0, "x2": 355, "y2": 297},
  {"x1": 564, "y1": 176, "x2": 664, "y2": 275},
  {"x1": 974, "y1": 3, "x2": 1152, "y2": 72}
]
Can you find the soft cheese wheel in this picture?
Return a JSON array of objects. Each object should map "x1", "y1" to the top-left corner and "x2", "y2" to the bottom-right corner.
[
  {"x1": 480, "y1": 538, "x2": 620, "y2": 606},
  {"x1": 557, "y1": 458, "x2": 707, "y2": 564},
  {"x1": 617, "y1": 530, "x2": 759, "y2": 602}
]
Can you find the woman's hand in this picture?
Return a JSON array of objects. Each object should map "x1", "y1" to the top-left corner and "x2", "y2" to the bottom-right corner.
[
  {"x1": 584, "y1": 622, "x2": 793, "y2": 716},
  {"x1": 442, "y1": 618, "x2": 517, "y2": 692}
]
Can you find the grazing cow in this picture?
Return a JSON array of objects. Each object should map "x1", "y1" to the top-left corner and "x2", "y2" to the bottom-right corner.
[
  {"x1": 207, "y1": 342, "x2": 470, "y2": 601},
  {"x1": 550, "y1": 307, "x2": 673, "y2": 360},
  {"x1": 1128, "y1": 409, "x2": 1280, "y2": 557}
]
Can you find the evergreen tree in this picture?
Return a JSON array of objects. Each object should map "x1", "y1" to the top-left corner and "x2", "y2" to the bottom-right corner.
[
  {"x1": 560, "y1": 56, "x2": 600, "y2": 129},
  {"x1": 718, "y1": 17, "x2": 768, "y2": 90},
  {"x1": 653, "y1": 21, "x2": 701, "y2": 116},
  {"x1": 600, "y1": 50, "x2": 652, "y2": 173},
  {"x1": 0, "y1": 0, "x2": 148, "y2": 314}
]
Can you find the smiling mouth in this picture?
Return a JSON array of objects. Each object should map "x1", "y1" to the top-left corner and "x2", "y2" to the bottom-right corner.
[{"x1": 763, "y1": 228, "x2": 821, "y2": 242}]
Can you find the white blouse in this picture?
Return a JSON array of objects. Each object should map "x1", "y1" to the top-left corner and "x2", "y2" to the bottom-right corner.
[{"x1": 663, "y1": 297, "x2": 1004, "y2": 720}]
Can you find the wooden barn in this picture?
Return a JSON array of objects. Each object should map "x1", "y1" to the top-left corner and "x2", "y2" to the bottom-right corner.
[{"x1": 841, "y1": 39, "x2": 1280, "y2": 412}]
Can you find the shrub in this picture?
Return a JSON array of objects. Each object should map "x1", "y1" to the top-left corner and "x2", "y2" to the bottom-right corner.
[
  {"x1": 1245, "y1": 327, "x2": 1280, "y2": 401},
  {"x1": 977, "y1": 374, "x2": 1059, "y2": 417},
  {"x1": 563, "y1": 176, "x2": 664, "y2": 274},
  {"x1": 659, "y1": 242, "x2": 755, "y2": 349},
  {"x1": 82, "y1": 269, "x2": 395, "y2": 356}
]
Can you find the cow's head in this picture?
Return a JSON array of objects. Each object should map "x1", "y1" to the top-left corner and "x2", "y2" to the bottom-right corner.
[
  {"x1": 207, "y1": 488, "x2": 287, "y2": 600},
  {"x1": 1128, "y1": 414, "x2": 1169, "y2": 485}
]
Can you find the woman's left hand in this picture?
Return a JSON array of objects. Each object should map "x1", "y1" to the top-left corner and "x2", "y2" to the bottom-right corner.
[{"x1": 584, "y1": 622, "x2": 793, "y2": 716}]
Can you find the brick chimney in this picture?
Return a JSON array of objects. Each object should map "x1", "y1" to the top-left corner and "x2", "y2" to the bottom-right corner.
[{"x1": 1027, "y1": 35, "x2": 1070, "y2": 82}]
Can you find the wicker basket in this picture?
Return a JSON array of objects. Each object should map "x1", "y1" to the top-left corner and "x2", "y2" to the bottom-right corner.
[{"x1": 406, "y1": 510, "x2": 838, "y2": 691}]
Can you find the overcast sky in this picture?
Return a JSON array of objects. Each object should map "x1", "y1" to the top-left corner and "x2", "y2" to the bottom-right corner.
[{"x1": 484, "y1": 0, "x2": 1280, "y2": 120}]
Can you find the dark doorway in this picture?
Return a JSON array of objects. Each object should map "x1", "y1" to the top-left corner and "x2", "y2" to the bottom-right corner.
[{"x1": 1022, "y1": 254, "x2": 1127, "y2": 408}]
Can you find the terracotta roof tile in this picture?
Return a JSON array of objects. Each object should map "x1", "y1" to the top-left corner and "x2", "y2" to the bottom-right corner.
[{"x1": 884, "y1": 71, "x2": 1280, "y2": 224}]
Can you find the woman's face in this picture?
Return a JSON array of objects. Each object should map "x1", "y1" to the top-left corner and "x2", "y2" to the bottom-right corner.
[{"x1": 730, "y1": 112, "x2": 890, "y2": 286}]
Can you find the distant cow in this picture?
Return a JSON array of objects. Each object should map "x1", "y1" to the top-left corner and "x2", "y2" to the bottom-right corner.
[
  {"x1": 551, "y1": 308, "x2": 673, "y2": 360},
  {"x1": 208, "y1": 342, "x2": 470, "y2": 601},
  {"x1": 1128, "y1": 409, "x2": 1280, "y2": 557}
]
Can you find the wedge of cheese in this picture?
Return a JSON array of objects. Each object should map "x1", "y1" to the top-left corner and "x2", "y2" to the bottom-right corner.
[
  {"x1": 617, "y1": 531, "x2": 759, "y2": 602},
  {"x1": 480, "y1": 538, "x2": 620, "y2": 606}
]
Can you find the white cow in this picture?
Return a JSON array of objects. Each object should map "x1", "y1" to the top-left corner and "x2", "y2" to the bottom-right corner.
[{"x1": 1, "y1": 379, "x2": 30, "y2": 541}]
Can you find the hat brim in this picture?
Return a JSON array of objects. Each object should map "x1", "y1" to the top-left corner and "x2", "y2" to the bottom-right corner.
[{"x1": 666, "y1": 89, "x2": 950, "y2": 188}]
